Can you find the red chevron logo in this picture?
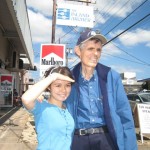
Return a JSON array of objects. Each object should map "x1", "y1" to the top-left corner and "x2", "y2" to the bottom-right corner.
[{"x1": 42, "y1": 45, "x2": 64, "y2": 59}]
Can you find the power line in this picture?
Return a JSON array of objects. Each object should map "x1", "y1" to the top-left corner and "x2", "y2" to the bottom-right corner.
[
  {"x1": 111, "y1": 42, "x2": 150, "y2": 66},
  {"x1": 55, "y1": 28, "x2": 73, "y2": 43},
  {"x1": 102, "y1": 52, "x2": 150, "y2": 66},
  {"x1": 54, "y1": 1, "x2": 150, "y2": 69},
  {"x1": 104, "y1": 13, "x2": 150, "y2": 45},
  {"x1": 101, "y1": 0, "x2": 132, "y2": 33},
  {"x1": 104, "y1": 0, "x2": 149, "y2": 36}
]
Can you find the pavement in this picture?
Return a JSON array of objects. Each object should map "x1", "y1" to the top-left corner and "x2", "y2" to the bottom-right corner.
[
  {"x1": 0, "y1": 107, "x2": 150, "y2": 150},
  {"x1": 0, "y1": 107, "x2": 37, "y2": 150}
]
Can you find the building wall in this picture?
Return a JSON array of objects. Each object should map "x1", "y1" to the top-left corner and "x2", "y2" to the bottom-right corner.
[
  {"x1": 0, "y1": 30, "x2": 20, "y2": 107},
  {"x1": 0, "y1": 0, "x2": 34, "y2": 107},
  {"x1": 0, "y1": 30, "x2": 9, "y2": 63}
]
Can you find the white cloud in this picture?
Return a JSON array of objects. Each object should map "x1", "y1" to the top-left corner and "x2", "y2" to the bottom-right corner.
[
  {"x1": 146, "y1": 43, "x2": 150, "y2": 47},
  {"x1": 109, "y1": 28, "x2": 150, "y2": 47},
  {"x1": 93, "y1": 0, "x2": 144, "y2": 26},
  {"x1": 28, "y1": 9, "x2": 52, "y2": 43},
  {"x1": 110, "y1": 65, "x2": 143, "y2": 74},
  {"x1": 104, "y1": 42, "x2": 122, "y2": 55},
  {"x1": 27, "y1": 0, "x2": 147, "y2": 45},
  {"x1": 25, "y1": 0, "x2": 150, "y2": 80},
  {"x1": 101, "y1": 42, "x2": 122, "y2": 61},
  {"x1": 26, "y1": 0, "x2": 53, "y2": 16},
  {"x1": 26, "y1": 1, "x2": 70, "y2": 44},
  {"x1": 95, "y1": 0, "x2": 143, "y2": 18}
]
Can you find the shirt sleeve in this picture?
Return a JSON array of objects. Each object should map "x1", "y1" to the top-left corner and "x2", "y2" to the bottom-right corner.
[{"x1": 28, "y1": 100, "x2": 42, "y2": 116}]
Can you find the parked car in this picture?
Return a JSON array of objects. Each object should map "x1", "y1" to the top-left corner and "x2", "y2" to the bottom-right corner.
[{"x1": 127, "y1": 92, "x2": 150, "y2": 112}]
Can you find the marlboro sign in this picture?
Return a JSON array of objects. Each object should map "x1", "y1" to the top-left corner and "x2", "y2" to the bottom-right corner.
[
  {"x1": 0, "y1": 75, "x2": 13, "y2": 91},
  {"x1": 40, "y1": 44, "x2": 66, "y2": 77},
  {"x1": 0, "y1": 74, "x2": 14, "y2": 106}
]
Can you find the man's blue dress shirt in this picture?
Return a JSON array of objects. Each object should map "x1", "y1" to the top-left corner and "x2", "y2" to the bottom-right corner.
[{"x1": 76, "y1": 69, "x2": 106, "y2": 129}]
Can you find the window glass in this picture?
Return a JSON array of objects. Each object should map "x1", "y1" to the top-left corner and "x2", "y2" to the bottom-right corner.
[{"x1": 140, "y1": 93, "x2": 150, "y2": 102}]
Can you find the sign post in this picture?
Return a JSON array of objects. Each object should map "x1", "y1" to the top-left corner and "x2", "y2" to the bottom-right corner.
[{"x1": 137, "y1": 104, "x2": 150, "y2": 143}]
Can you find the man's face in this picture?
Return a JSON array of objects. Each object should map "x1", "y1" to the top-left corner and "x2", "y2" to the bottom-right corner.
[{"x1": 77, "y1": 40, "x2": 102, "y2": 68}]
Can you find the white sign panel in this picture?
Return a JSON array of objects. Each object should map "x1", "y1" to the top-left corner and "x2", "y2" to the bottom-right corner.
[
  {"x1": 137, "y1": 104, "x2": 150, "y2": 133},
  {"x1": 40, "y1": 44, "x2": 66, "y2": 77},
  {"x1": 137, "y1": 104, "x2": 150, "y2": 143},
  {"x1": 56, "y1": 3, "x2": 94, "y2": 28}
]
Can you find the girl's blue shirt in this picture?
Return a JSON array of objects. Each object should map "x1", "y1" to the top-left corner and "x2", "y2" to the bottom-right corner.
[{"x1": 30, "y1": 100, "x2": 75, "y2": 150}]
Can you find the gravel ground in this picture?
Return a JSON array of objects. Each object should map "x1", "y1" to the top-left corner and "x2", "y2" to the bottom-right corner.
[
  {"x1": 21, "y1": 112, "x2": 150, "y2": 149},
  {"x1": 0, "y1": 107, "x2": 150, "y2": 150},
  {"x1": 20, "y1": 115, "x2": 37, "y2": 145}
]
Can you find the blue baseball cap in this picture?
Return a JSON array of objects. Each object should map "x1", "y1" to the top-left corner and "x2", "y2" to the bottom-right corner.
[{"x1": 76, "y1": 30, "x2": 107, "y2": 46}]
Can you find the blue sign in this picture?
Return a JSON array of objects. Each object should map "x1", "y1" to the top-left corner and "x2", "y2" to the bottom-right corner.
[{"x1": 57, "y1": 8, "x2": 70, "y2": 20}]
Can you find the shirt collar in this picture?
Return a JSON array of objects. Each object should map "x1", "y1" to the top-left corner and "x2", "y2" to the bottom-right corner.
[{"x1": 79, "y1": 67, "x2": 97, "y2": 82}]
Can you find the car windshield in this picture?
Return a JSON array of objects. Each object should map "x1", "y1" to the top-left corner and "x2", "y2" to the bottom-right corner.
[{"x1": 139, "y1": 93, "x2": 150, "y2": 103}]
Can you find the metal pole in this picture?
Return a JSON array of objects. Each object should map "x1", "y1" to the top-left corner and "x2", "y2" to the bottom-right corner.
[
  {"x1": 51, "y1": 0, "x2": 56, "y2": 43},
  {"x1": 66, "y1": 51, "x2": 68, "y2": 66}
]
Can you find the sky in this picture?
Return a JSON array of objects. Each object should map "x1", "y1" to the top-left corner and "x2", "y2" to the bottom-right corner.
[{"x1": 26, "y1": 0, "x2": 150, "y2": 81}]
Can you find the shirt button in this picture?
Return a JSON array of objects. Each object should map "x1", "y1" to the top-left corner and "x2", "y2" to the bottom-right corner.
[
  {"x1": 92, "y1": 119, "x2": 95, "y2": 122},
  {"x1": 91, "y1": 99, "x2": 93, "y2": 102},
  {"x1": 90, "y1": 86, "x2": 92, "y2": 89}
]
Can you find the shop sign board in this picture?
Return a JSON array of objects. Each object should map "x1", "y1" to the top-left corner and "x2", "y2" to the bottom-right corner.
[
  {"x1": 0, "y1": 74, "x2": 13, "y2": 106},
  {"x1": 56, "y1": 3, "x2": 94, "y2": 28},
  {"x1": 40, "y1": 44, "x2": 66, "y2": 77},
  {"x1": 137, "y1": 104, "x2": 150, "y2": 143}
]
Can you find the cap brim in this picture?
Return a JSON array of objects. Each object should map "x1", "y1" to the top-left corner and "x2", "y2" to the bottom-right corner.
[{"x1": 82, "y1": 34, "x2": 107, "y2": 45}]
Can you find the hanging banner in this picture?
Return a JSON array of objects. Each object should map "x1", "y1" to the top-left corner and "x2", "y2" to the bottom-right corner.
[
  {"x1": 40, "y1": 44, "x2": 66, "y2": 77},
  {"x1": 0, "y1": 74, "x2": 13, "y2": 106},
  {"x1": 56, "y1": 3, "x2": 94, "y2": 28}
]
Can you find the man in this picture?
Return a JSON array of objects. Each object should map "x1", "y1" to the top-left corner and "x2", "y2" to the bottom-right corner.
[{"x1": 65, "y1": 29, "x2": 137, "y2": 150}]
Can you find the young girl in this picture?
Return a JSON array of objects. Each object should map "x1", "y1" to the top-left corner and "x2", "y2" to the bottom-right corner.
[{"x1": 22, "y1": 66, "x2": 75, "y2": 150}]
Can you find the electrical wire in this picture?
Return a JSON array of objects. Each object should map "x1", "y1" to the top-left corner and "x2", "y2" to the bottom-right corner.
[
  {"x1": 104, "y1": 13, "x2": 150, "y2": 45},
  {"x1": 111, "y1": 42, "x2": 150, "y2": 66},
  {"x1": 104, "y1": 0, "x2": 149, "y2": 36},
  {"x1": 102, "y1": 52, "x2": 150, "y2": 66},
  {"x1": 52, "y1": 1, "x2": 150, "y2": 69}
]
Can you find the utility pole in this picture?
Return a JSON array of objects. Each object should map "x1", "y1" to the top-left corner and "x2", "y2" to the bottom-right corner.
[{"x1": 51, "y1": 0, "x2": 56, "y2": 43}]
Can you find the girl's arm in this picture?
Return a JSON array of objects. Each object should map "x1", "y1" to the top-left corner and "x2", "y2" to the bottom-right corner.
[{"x1": 22, "y1": 73, "x2": 74, "y2": 110}]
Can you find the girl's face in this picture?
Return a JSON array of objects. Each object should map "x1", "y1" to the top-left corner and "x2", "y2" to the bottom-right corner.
[{"x1": 49, "y1": 79, "x2": 72, "y2": 103}]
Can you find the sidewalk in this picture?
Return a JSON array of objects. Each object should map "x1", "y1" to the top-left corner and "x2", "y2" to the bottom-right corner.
[
  {"x1": 0, "y1": 107, "x2": 37, "y2": 150},
  {"x1": 136, "y1": 128, "x2": 150, "y2": 150},
  {"x1": 0, "y1": 107, "x2": 150, "y2": 150}
]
